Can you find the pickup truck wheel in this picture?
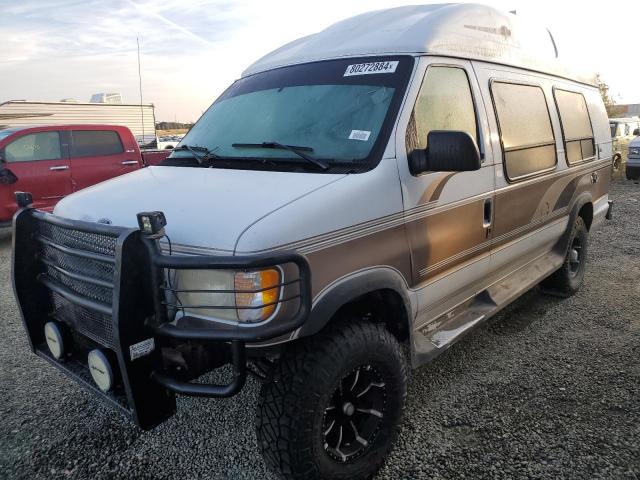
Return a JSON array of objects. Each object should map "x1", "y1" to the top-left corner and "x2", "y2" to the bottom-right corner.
[
  {"x1": 541, "y1": 216, "x2": 588, "y2": 296},
  {"x1": 255, "y1": 321, "x2": 407, "y2": 480},
  {"x1": 0, "y1": 226, "x2": 11, "y2": 241}
]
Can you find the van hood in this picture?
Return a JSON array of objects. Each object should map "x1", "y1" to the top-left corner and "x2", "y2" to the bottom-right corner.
[{"x1": 54, "y1": 166, "x2": 346, "y2": 253}]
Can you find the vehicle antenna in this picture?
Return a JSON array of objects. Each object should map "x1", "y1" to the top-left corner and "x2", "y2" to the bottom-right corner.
[{"x1": 137, "y1": 37, "x2": 145, "y2": 145}]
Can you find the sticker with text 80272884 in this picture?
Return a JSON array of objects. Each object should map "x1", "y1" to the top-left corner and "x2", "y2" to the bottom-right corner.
[{"x1": 344, "y1": 61, "x2": 399, "y2": 77}]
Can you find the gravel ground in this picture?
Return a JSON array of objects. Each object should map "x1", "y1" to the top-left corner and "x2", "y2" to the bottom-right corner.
[{"x1": 1, "y1": 178, "x2": 639, "y2": 480}]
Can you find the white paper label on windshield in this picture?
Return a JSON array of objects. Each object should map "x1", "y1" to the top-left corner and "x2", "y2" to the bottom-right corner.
[
  {"x1": 344, "y1": 61, "x2": 398, "y2": 76},
  {"x1": 349, "y1": 130, "x2": 371, "y2": 141}
]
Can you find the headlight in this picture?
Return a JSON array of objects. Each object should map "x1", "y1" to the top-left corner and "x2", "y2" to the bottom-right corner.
[
  {"x1": 173, "y1": 268, "x2": 281, "y2": 323},
  {"x1": 629, "y1": 147, "x2": 640, "y2": 157}
]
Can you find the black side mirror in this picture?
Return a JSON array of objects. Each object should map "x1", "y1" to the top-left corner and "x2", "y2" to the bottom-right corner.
[
  {"x1": 0, "y1": 149, "x2": 16, "y2": 184},
  {"x1": 633, "y1": 128, "x2": 640, "y2": 136},
  {"x1": 0, "y1": 167, "x2": 18, "y2": 185},
  {"x1": 409, "y1": 130, "x2": 481, "y2": 175}
]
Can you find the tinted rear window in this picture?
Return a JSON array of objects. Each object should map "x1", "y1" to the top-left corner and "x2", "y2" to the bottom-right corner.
[
  {"x1": 554, "y1": 90, "x2": 593, "y2": 140},
  {"x1": 70, "y1": 130, "x2": 123, "y2": 157},
  {"x1": 491, "y1": 82, "x2": 556, "y2": 180},
  {"x1": 554, "y1": 89, "x2": 594, "y2": 165}
]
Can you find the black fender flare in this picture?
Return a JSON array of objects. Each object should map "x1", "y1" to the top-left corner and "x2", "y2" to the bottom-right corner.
[
  {"x1": 554, "y1": 191, "x2": 593, "y2": 256},
  {"x1": 297, "y1": 267, "x2": 415, "y2": 338}
]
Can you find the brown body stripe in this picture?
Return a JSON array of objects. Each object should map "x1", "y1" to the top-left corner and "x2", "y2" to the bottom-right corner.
[
  {"x1": 418, "y1": 172, "x2": 457, "y2": 204},
  {"x1": 306, "y1": 161, "x2": 611, "y2": 295},
  {"x1": 305, "y1": 224, "x2": 411, "y2": 297}
]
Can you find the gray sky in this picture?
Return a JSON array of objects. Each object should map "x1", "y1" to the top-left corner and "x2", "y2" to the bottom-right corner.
[{"x1": 1, "y1": 0, "x2": 638, "y2": 122}]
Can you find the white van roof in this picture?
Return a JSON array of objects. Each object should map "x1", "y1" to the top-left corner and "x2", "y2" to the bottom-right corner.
[{"x1": 243, "y1": 3, "x2": 596, "y2": 86}]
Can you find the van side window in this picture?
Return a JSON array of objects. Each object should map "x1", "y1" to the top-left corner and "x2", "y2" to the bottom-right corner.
[
  {"x1": 70, "y1": 130, "x2": 124, "y2": 157},
  {"x1": 491, "y1": 82, "x2": 556, "y2": 181},
  {"x1": 4, "y1": 132, "x2": 62, "y2": 162},
  {"x1": 554, "y1": 89, "x2": 595, "y2": 164},
  {"x1": 406, "y1": 66, "x2": 477, "y2": 156}
]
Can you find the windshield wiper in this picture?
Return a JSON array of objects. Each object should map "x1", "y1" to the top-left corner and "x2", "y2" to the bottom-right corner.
[
  {"x1": 173, "y1": 144, "x2": 220, "y2": 165},
  {"x1": 232, "y1": 142, "x2": 329, "y2": 170}
]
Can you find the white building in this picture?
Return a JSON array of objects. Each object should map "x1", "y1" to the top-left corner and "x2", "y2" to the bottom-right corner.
[
  {"x1": 90, "y1": 92, "x2": 123, "y2": 104},
  {"x1": 0, "y1": 100, "x2": 156, "y2": 143}
]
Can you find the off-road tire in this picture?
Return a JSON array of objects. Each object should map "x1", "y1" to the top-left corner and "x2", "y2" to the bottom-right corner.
[
  {"x1": 541, "y1": 216, "x2": 589, "y2": 296},
  {"x1": 256, "y1": 321, "x2": 407, "y2": 480}
]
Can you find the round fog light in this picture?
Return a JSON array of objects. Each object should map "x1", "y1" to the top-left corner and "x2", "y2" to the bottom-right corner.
[
  {"x1": 44, "y1": 321, "x2": 67, "y2": 360},
  {"x1": 88, "y1": 349, "x2": 116, "y2": 392}
]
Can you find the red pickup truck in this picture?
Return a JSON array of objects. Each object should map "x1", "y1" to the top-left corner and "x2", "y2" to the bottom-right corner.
[{"x1": 0, "y1": 125, "x2": 171, "y2": 226}]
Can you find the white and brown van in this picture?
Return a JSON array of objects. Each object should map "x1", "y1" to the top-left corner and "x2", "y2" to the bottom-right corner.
[{"x1": 12, "y1": 4, "x2": 613, "y2": 480}]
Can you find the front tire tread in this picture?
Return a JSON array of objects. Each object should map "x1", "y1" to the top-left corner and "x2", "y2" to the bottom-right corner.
[{"x1": 256, "y1": 321, "x2": 406, "y2": 480}]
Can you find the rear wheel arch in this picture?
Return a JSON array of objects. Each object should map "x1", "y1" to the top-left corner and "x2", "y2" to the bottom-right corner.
[
  {"x1": 578, "y1": 202, "x2": 593, "y2": 230},
  {"x1": 554, "y1": 193, "x2": 592, "y2": 255},
  {"x1": 542, "y1": 215, "x2": 589, "y2": 296},
  {"x1": 299, "y1": 267, "x2": 414, "y2": 342}
]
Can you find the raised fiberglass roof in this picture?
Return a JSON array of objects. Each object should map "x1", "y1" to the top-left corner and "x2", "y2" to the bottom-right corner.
[{"x1": 242, "y1": 3, "x2": 596, "y2": 86}]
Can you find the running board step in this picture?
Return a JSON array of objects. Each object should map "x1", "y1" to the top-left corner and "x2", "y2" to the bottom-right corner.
[
  {"x1": 418, "y1": 293, "x2": 495, "y2": 349},
  {"x1": 412, "y1": 250, "x2": 564, "y2": 366}
]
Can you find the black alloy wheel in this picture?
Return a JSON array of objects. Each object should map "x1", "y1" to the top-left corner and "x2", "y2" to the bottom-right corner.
[
  {"x1": 567, "y1": 235, "x2": 583, "y2": 277},
  {"x1": 256, "y1": 320, "x2": 407, "y2": 480},
  {"x1": 322, "y1": 364, "x2": 387, "y2": 463},
  {"x1": 541, "y1": 216, "x2": 589, "y2": 296}
]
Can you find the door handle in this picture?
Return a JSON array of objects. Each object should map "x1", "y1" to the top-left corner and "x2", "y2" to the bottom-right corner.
[
  {"x1": 483, "y1": 197, "x2": 493, "y2": 230},
  {"x1": 121, "y1": 160, "x2": 139, "y2": 166},
  {"x1": 49, "y1": 165, "x2": 70, "y2": 171}
]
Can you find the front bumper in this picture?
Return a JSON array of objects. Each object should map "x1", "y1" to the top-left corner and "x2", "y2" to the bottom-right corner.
[{"x1": 12, "y1": 208, "x2": 311, "y2": 429}]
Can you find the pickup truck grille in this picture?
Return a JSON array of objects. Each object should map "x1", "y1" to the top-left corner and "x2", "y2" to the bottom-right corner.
[{"x1": 37, "y1": 220, "x2": 119, "y2": 348}]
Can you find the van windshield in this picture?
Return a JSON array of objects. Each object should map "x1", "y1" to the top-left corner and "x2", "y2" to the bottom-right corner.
[{"x1": 170, "y1": 56, "x2": 413, "y2": 171}]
